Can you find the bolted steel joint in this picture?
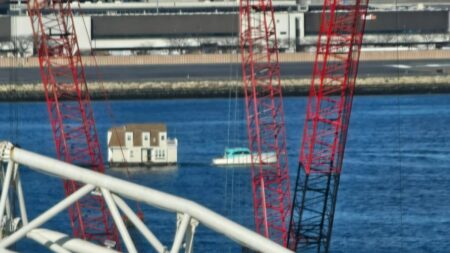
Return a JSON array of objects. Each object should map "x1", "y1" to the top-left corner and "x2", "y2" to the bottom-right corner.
[{"x1": 0, "y1": 142, "x2": 14, "y2": 161}]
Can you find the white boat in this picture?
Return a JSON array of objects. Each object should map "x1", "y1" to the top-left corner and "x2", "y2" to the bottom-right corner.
[{"x1": 212, "y1": 147, "x2": 277, "y2": 166}]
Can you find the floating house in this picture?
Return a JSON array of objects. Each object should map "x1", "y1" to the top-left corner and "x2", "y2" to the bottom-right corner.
[{"x1": 107, "y1": 123, "x2": 177, "y2": 167}]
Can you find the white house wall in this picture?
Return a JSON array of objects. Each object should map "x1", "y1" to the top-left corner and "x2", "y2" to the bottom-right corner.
[
  {"x1": 110, "y1": 148, "x2": 127, "y2": 163},
  {"x1": 110, "y1": 147, "x2": 142, "y2": 163},
  {"x1": 142, "y1": 132, "x2": 150, "y2": 148},
  {"x1": 107, "y1": 131, "x2": 112, "y2": 161},
  {"x1": 167, "y1": 141, "x2": 177, "y2": 164},
  {"x1": 159, "y1": 132, "x2": 167, "y2": 147},
  {"x1": 125, "y1": 132, "x2": 133, "y2": 147},
  {"x1": 127, "y1": 147, "x2": 142, "y2": 163}
]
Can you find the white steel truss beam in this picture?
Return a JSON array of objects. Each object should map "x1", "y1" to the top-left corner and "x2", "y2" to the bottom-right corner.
[{"x1": 0, "y1": 142, "x2": 293, "y2": 253}]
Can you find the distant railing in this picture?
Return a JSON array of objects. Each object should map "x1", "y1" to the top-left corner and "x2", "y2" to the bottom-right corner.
[
  {"x1": 0, "y1": 141, "x2": 293, "y2": 253},
  {"x1": 1, "y1": 50, "x2": 450, "y2": 68}
]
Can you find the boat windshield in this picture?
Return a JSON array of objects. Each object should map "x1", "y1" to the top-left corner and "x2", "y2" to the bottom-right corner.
[{"x1": 225, "y1": 148, "x2": 250, "y2": 157}]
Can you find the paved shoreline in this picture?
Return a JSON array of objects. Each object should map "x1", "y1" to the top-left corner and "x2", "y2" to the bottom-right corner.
[
  {"x1": 1, "y1": 74, "x2": 449, "y2": 101},
  {"x1": 1, "y1": 50, "x2": 450, "y2": 68},
  {"x1": 1, "y1": 50, "x2": 449, "y2": 100}
]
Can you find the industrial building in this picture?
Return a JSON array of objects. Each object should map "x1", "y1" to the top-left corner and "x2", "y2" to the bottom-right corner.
[
  {"x1": 0, "y1": 0, "x2": 449, "y2": 55},
  {"x1": 107, "y1": 123, "x2": 178, "y2": 167}
]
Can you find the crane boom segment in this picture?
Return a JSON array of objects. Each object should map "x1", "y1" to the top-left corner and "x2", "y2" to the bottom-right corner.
[
  {"x1": 288, "y1": 0, "x2": 369, "y2": 252},
  {"x1": 239, "y1": 0, "x2": 292, "y2": 246},
  {"x1": 27, "y1": 0, "x2": 119, "y2": 245}
]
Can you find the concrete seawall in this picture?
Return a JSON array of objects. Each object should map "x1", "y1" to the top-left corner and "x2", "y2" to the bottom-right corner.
[
  {"x1": 1, "y1": 50, "x2": 450, "y2": 68},
  {"x1": 1, "y1": 74, "x2": 449, "y2": 101}
]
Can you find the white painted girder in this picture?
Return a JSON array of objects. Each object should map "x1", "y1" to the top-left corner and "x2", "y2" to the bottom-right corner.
[{"x1": 0, "y1": 142, "x2": 293, "y2": 253}]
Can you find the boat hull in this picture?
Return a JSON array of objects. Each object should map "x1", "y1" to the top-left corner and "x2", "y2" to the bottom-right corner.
[{"x1": 212, "y1": 153, "x2": 276, "y2": 166}]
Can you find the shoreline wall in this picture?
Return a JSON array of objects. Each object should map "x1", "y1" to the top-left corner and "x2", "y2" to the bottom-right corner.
[
  {"x1": 1, "y1": 50, "x2": 449, "y2": 100},
  {"x1": 1, "y1": 75, "x2": 449, "y2": 101},
  {"x1": 1, "y1": 50, "x2": 450, "y2": 67}
]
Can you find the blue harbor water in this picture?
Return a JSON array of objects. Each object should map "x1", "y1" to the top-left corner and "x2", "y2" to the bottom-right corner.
[{"x1": 1, "y1": 94, "x2": 449, "y2": 252}]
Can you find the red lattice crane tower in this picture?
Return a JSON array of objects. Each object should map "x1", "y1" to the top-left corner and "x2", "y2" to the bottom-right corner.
[
  {"x1": 27, "y1": 0, "x2": 118, "y2": 245},
  {"x1": 239, "y1": 0, "x2": 291, "y2": 246},
  {"x1": 288, "y1": 0, "x2": 368, "y2": 252}
]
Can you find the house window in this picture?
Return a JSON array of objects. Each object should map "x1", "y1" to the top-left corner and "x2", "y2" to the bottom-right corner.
[
  {"x1": 161, "y1": 135, "x2": 165, "y2": 141},
  {"x1": 144, "y1": 135, "x2": 148, "y2": 141},
  {"x1": 130, "y1": 150, "x2": 134, "y2": 158},
  {"x1": 127, "y1": 135, "x2": 131, "y2": 141}
]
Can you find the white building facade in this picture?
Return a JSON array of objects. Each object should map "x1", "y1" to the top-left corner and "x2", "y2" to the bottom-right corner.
[{"x1": 1, "y1": 1, "x2": 449, "y2": 56}]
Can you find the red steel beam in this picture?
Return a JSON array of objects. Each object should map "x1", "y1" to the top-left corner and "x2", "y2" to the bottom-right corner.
[
  {"x1": 239, "y1": 0, "x2": 292, "y2": 246},
  {"x1": 27, "y1": 0, "x2": 119, "y2": 246}
]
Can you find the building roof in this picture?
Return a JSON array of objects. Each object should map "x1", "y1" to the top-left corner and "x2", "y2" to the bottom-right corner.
[{"x1": 108, "y1": 123, "x2": 167, "y2": 147}]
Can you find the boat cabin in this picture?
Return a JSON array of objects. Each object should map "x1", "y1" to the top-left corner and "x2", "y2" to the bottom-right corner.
[
  {"x1": 225, "y1": 148, "x2": 251, "y2": 158},
  {"x1": 107, "y1": 123, "x2": 177, "y2": 167},
  {"x1": 213, "y1": 147, "x2": 277, "y2": 166}
]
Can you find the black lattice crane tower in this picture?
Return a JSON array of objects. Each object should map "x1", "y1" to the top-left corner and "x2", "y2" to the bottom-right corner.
[{"x1": 288, "y1": 0, "x2": 369, "y2": 252}]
